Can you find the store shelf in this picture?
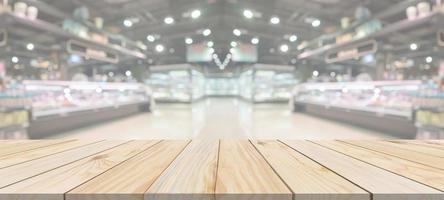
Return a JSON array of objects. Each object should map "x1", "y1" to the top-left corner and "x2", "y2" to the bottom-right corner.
[
  {"x1": 0, "y1": 11, "x2": 146, "y2": 60},
  {"x1": 298, "y1": 11, "x2": 444, "y2": 60},
  {"x1": 0, "y1": 140, "x2": 442, "y2": 199}
]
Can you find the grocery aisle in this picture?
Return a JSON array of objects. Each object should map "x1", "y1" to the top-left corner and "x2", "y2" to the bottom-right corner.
[{"x1": 54, "y1": 98, "x2": 392, "y2": 140}]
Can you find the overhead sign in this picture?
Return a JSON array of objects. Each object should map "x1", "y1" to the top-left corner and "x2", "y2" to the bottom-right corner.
[
  {"x1": 325, "y1": 40, "x2": 377, "y2": 63},
  {"x1": 67, "y1": 40, "x2": 119, "y2": 63},
  {"x1": 0, "y1": 30, "x2": 7, "y2": 47}
]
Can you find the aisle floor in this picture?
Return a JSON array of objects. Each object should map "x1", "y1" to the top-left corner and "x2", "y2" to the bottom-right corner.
[{"x1": 54, "y1": 98, "x2": 393, "y2": 140}]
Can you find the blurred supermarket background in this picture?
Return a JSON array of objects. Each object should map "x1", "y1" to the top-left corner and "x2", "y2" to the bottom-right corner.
[{"x1": 0, "y1": 0, "x2": 443, "y2": 139}]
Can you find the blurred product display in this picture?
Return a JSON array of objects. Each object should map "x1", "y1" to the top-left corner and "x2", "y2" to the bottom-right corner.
[{"x1": 1, "y1": 0, "x2": 444, "y2": 139}]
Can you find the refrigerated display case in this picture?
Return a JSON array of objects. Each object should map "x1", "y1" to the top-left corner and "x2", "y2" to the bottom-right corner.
[
  {"x1": 147, "y1": 64, "x2": 205, "y2": 103},
  {"x1": 239, "y1": 64, "x2": 298, "y2": 102},
  {"x1": 205, "y1": 77, "x2": 240, "y2": 96},
  {"x1": 291, "y1": 80, "x2": 422, "y2": 138},
  {"x1": 413, "y1": 83, "x2": 444, "y2": 139},
  {"x1": 0, "y1": 83, "x2": 31, "y2": 139},
  {"x1": 23, "y1": 80, "x2": 151, "y2": 138}
]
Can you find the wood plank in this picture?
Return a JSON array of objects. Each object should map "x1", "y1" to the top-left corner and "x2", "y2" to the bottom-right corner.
[
  {"x1": 387, "y1": 140, "x2": 444, "y2": 150},
  {"x1": 215, "y1": 140, "x2": 292, "y2": 200},
  {"x1": 0, "y1": 140, "x2": 160, "y2": 200},
  {"x1": 0, "y1": 140, "x2": 102, "y2": 169},
  {"x1": 251, "y1": 140, "x2": 369, "y2": 200},
  {"x1": 314, "y1": 140, "x2": 444, "y2": 191},
  {"x1": 146, "y1": 139, "x2": 219, "y2": 200},
  {"x1": 344, "y1": 140, "x2": 444, "y2": 170},
  {"x1": 377, "y1": 140, "x2": 444, "y2": 158},
  {"x1": 0, "y1": 140, "x2": 127, "y2": 189},
  {"x1": 66, "y1": 140, "x2": 190, "y2": 200},
  {"x1": 0, "y1": 140, "x2": 76, "y2": 157},
  {"x1": 282, "y1": 140, "x2": 442, "y2": 200}
]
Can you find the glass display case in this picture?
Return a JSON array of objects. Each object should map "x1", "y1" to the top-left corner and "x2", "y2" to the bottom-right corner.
[
  {"x1": 291, "y1": 80, "x2": 422, "y2": 137},
  {"x1": 21, "y1": 80, "x2": 151, "y2": 138},
  {"x1": 147, "y1": 64, "x2": 205, "y2": 103},
  {"x1": 205, "y1": 77, "x2": 240, "y2": 96},
  {"x1": 239, "y1": 64, "x2": 298, "y2": 102},
  {"x1": 292, "y1": 81, "x2": 421, "y2": 118},
  {"x1": 0, "y1": 83, "x2": 31, "y2": 139},
  {"x1": 23, "y1": 80, "x2": 150, "y2": 119}
]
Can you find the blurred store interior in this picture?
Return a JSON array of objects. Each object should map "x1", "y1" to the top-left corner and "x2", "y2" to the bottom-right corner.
[{"x1": 0, "y1": 0, "x2": 443, "y2": 140}]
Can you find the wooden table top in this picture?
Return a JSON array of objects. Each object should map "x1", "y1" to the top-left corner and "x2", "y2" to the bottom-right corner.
[{"x1": 0, "y1": 140, "x2": 443, "y2": 200}]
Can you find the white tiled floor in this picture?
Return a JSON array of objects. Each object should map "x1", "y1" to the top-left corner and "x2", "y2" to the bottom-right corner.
[{"x1": 54, "y1": 98, "x2": 393, "y2": 140}]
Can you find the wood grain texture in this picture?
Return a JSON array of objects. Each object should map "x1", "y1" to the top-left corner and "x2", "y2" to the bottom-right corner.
[
  {"x1": 389, "y1": 140, "x2": 444, "y2": 150},
  {"x1": 251, "y1": 140, "x2": 369, "y2": 200},
  {"x1": 314, "y1": 140, "x2": 444, "y2": 191},
  {"x1": 215, "y1": 140, "x2": 292, "y2": 200},
  {"x1": 66, "y1": 140, "x2": 190, "y2": 200},
  {"x1": 0, "y1": 140, "x2": 127, "y2": 189},
  {"x1": 0, "y1": 140, "x2": 101, "y2": 169},
  {"x1": 344, "y1": 140, "x2": 444, "y2": 170},
  {"x1": 0, "y1": 140, "x2": 76, "y2": 157},
  {"x1": 146, "y1": 139, "x2": 219, "y2": 200},
  {"x1": 0, "y1": 140, "x2": 160, "y2": 200},
  {"x1": 377, "y1": 140, "x2": 444, "y2": 158},
  {"x1": 282, "y1": 140, "x2": 443, "y2": 200}
]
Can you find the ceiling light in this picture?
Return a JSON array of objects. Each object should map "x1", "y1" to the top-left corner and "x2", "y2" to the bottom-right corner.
[
  {"x1": 313, "y1": 70, "x2": 319, "y2": 77},
  {"x1": 289, "y1": 35, "x2": 298, "y2": 42},
  {"x1": 410, "y1": 43, "x2": 418, "y2": 50},
  {"x1": 312, "y1": 19, "x2": 321, "y2": 27},
  {"x1": 155, "y1": 44, "x2": 165, "y2": 52},
  {"x1": 270, "y1": 16, "x2": 280, "y2": 24},
  {"x1": 185, "y1": 37, "x2": 193, "y2": 44},
  {"x1": 125, "y1": 70, "x2": 132, "y2": 77},
  {"x1": 191, "y1": 9, "x2": 201, "y2": 19},
  {"x1": 123, "y1": 19, "x2": 133, "y2": 27},
  {"x1": 231, "y1": 41, "x2": 238, "y2": 47},
  {"x1": 229, "y1": 48, "x2": 235, "y2": 54},
  {"x1": 426, "y1": 56, "x2": 433, "y2": 63},
  {"x1": 243, "y1": 9, "x2": 254, "y2": 19},
  {"x1": 251, "y1": 37, "x2": 259, "y2": 44},
  {"x1": 209, "y1": 48, "x2": 215, "y2": 54},
  {"x1": 279, "y1": 44, "x2": 289, "y2": 53},
  {"x1": 233, "y1": 29, "x2": 242, "y2": 36},
  {"x1": 11, "y1": 56, "x2": 19, "y2": 63},
  {"x1": 164, "y1": 16, "x2": 175, "y2": 24},
  {"x1": 203, "y1": 28, "x2": 212, "y2": 36},
  {"x1": 26, "y1": 43, "x2": 34, "y2": 51},
  {"x1": 146, "y1": 35, "x2": 155, "y2": 42},
  {"x1": 207, "y1": 41, "x2": 214, "y2": 47}
]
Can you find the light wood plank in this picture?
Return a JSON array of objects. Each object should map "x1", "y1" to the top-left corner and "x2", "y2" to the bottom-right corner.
[
  {"x1": 314, "y1": 140, "x2": 444, "y2": 191},
  {"x1": 282, "y1": 140, "x2": 442, "y2": 200},
  {"x1": 0, "y1": 140, "x2": 102, "y2": 169},
  {"x1": 386, "y1": 140, "x2": 444, "y2": 150},
  {"x1": 66, "y1": 140, "x2": 190, "y2": 200},
  {"x1": 0, "y1": 140, "x2": 160, "y2": 200},
  {"x1": 215, "y1": 140, "x2": 292, "y2": 200},
  {"x1": 377, "y1": 140, "x2": 444, "y2": 158},
  {"x1": 344, "y1": 140, "x2": 444, "y2": 170},
  {"x1": 0, "y1": 140, "x2": 76, "y2": 157},
  {"x1": 0, "y1": 140, "x2": 127, "y2": 189},
  {"x1": 146, "y1": 139, "x2": 219, "y2": 200},
  {"x1": 251, "y1": 140, "x2": 369, "y2": 200}
]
